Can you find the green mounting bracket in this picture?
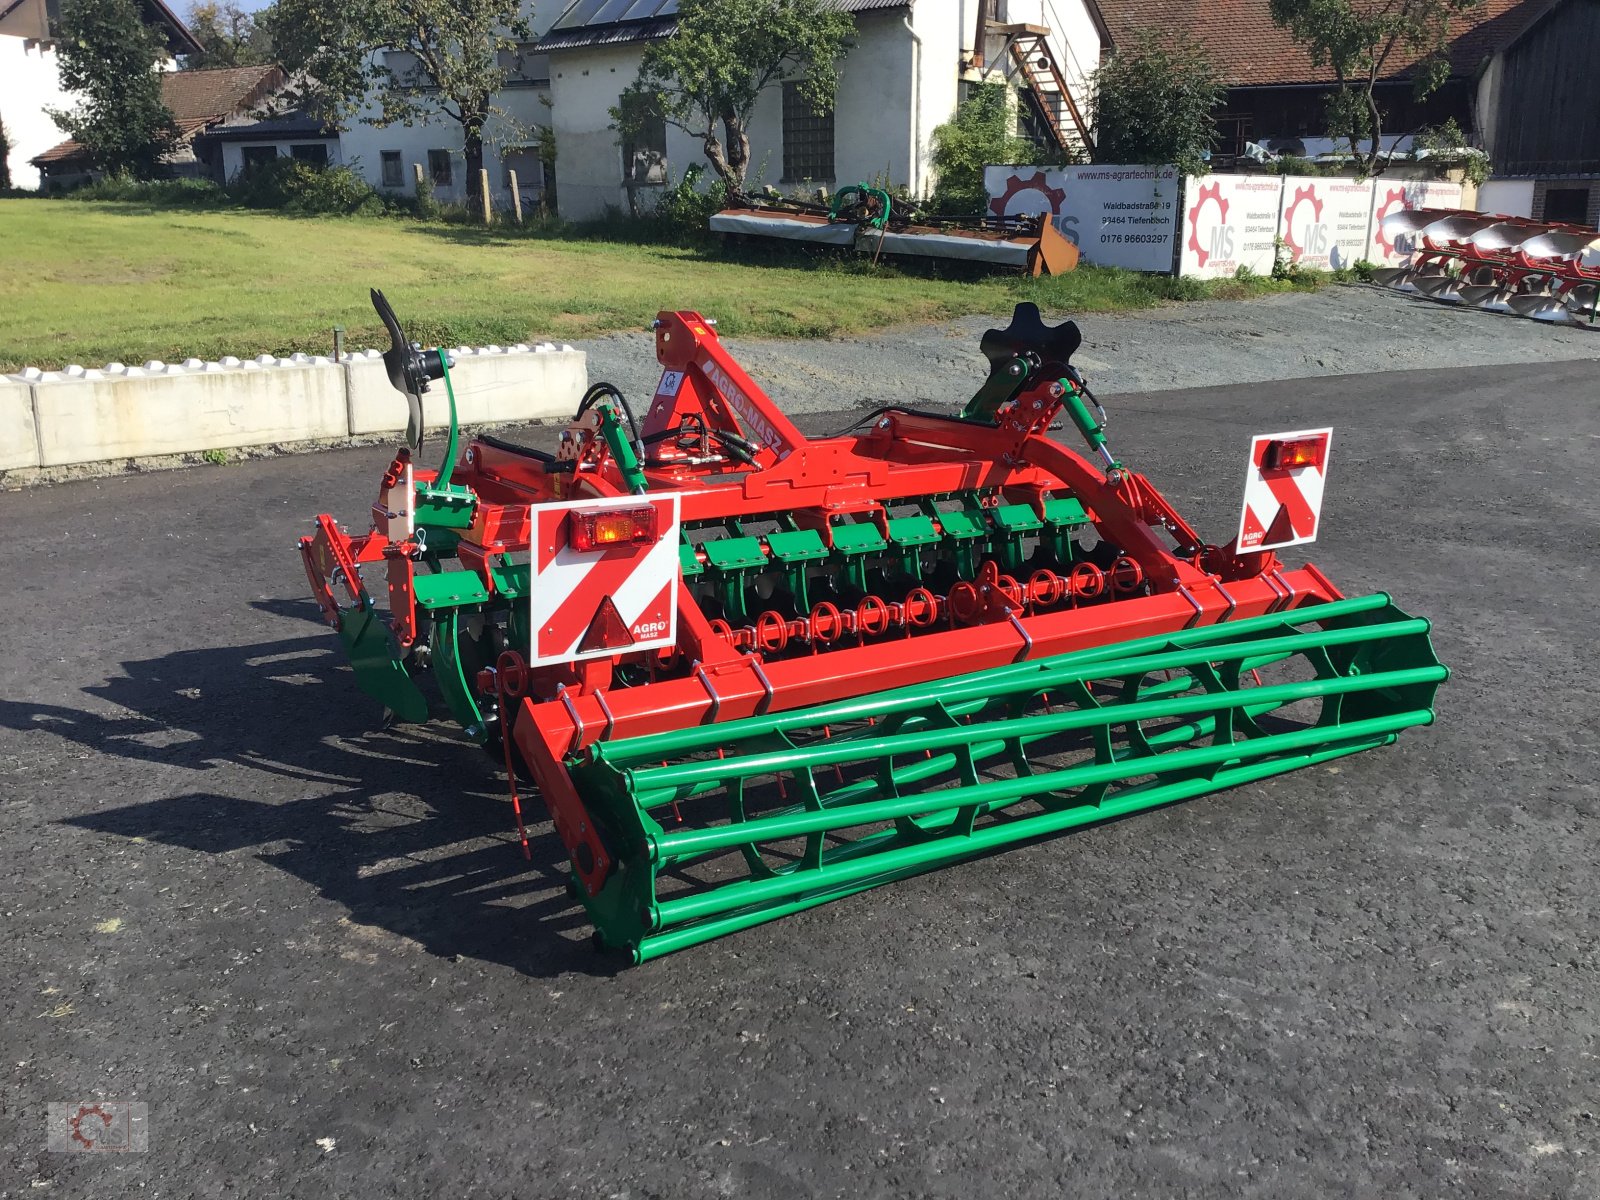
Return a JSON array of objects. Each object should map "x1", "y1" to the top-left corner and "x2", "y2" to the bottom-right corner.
[
  {"x1": 596, "y1": 402, "x2": 648, "y2": 495},
  {"x1": 830, "y1": 183, "x2": 893, "y2": 229}
]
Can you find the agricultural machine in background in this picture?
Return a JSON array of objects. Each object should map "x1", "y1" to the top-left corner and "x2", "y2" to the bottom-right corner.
[
  {"x1": 301, "y1": 292, "x2": 1446, "y2": 964},
  {"x1": 1374, "y1": 207, "x2": 1599, "y2": 325},
  {"x1": 710, "y1": 183, "x2": 1080, "y2": 275}
]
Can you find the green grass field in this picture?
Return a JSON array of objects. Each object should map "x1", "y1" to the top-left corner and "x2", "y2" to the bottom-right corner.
[{"x1": 0, "y1": 199, "x2": 1324, "y2": 371}]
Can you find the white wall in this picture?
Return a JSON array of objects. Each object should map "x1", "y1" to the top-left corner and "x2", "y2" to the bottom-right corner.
[
  {"x1": 548, "y1": 42, "x2": 647, "y2": 220},
  {"x1": 0, "y1": 36, "x2": 73, "y2": 190},
  {"x1": 339, "y1": 84, "x2": 552, "y2": 211},
  {"x1": 550, "y1": 12, "x2": 919, "y2": 221},
  {"x1": 3, "y1": 343, "x2": 586, "y2": 474},
  {"x1": 911, "y1": 0, "x2": 963, "y2": 198},
  {"x1": 335, "y1": 1, "x2": 555, "y2": 211},
  {"x1": 1477, "y1": 178, "x2": 1535, "y2": 218},
  {"x1": 834, "y1": 12, "x2": 918, "y2": 189}
]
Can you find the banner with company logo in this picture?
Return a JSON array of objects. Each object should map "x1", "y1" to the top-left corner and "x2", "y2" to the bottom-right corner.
[
  {"x1": 1367, "y1": 180, "x2": 1466, "y2": 265},
  {"x1": 1179, "y1": 174, "x2": 1284, "y2": 278},
  {"x1": 1276, "y1": 177, "x2": 1376, "y2": 271},
  {"x1": 984, "y1": 164, "x2": 1180, "y2": 272}
]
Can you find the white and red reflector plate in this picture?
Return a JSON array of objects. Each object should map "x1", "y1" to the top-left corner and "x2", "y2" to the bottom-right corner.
[
  {"x1": 529, "y1": 493, "x2": 681, "y2": 668},
  {"x1": 1236, "y1": 427, "x2": 1333, "y2": 554}
]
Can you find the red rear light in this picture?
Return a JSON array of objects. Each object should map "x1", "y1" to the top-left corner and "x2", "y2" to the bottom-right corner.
[
  {"x1": 568, "y1": 506, "x2": 659, "y2": 552},
  {"x1": 1263, "y1": 436, "x2": 1326, "y2": 471}
]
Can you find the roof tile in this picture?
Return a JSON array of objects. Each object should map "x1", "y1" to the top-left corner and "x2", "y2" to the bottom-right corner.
[
  {"x1": 1094, "y1": 0, "x2": 1546, "y2": 86},
  {"x1": 33, "y1": 64, "x2": 285, "y2": 167}
]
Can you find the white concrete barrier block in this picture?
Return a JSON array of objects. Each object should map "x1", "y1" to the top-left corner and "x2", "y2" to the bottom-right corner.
[
  {"x1": 32, "y1": 360, "x2": 349, "y2": 467},
  {"x1": 0, "y1": 377, "x2": 41, "y2": 470},
  {"x1": 345, "y1": 345, "x2": 586, "y2": 437}
]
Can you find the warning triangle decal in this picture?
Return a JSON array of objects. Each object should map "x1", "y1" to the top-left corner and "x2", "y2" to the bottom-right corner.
[
  {"x1": 578, "y1": 595, "x2": 636, "y2": 654},
  {"x1": 1263, "y1": 503, "x2": 1296, "y2": 548}
]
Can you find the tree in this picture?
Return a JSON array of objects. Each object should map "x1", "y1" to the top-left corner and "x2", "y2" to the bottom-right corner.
[
  {"x1": 928, "y1": 83, "x2": 1037, "y2": 213},
  {"x1": 267, "y1": 0, "x2": 530, "y2": 202},
  {"x1": 1089, "y1": 30, "x2": 1224, "y2": 178},
  {"x1": 1268, "y1": 0, "x2": 1484, "y2": 176},
  {"x1": 48, "y1": 0, "x2": 179, "y2": 179},
  {"x1": 184, "y1": 1, "x2": 274, "y2": 68},
  {"x1": 0, "y1": 117, "x2": 11, "y2": 190},
  {"x1": 613, "y1": 0, "x2": 854, "y2": 197}
]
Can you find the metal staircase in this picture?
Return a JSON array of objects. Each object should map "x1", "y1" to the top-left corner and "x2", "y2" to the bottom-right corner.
[{"x1": 971, "y1": 2, "x2": 1097, "y2": 162}]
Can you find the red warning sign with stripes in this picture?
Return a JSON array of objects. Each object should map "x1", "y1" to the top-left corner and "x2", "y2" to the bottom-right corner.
[
  {"x1": 1235, "y1": 427, "x2": 1333, "y2": 553},
  {"x1": 528, "y1": 494, "x2": 681, "y2": 667}
]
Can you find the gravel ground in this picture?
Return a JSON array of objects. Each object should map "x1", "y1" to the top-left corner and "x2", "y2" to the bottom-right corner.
[
  {"x1": 1, "y1": 334, "x2": 1597, "y2": 1196},
  {"x1": 583, "y1": 284, "x2": 1600, "y2": 411}
]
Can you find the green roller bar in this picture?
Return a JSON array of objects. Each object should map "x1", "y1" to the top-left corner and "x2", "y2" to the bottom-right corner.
[
  {"x1": 630, "y1": 731, "x2": 1392, "y2": 963},
  {"x1": 586, "y1": 592, "x2": 1406, "y2": 766},
  {"x1": 568, "y1": 594, "x2": 1447, "y2": 963},
  {"x1": 621, "y1": 618, "x2": 1435, "y2": 801}
]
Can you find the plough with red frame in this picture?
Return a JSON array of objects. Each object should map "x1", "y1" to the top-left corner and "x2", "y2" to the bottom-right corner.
[
  {"x1": 301, "y1": 292, "x2": 1446, "y2": 963},
  {"x1": 1373, "y1": 207, "x2": 1599, "y2": 325}
]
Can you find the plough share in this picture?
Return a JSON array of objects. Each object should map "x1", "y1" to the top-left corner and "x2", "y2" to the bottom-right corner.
[
  {"x1": 1374, "y1": 207, "x2": 1599, "y2": 325},
  {"x1": 301, "y1": 294, "x2": 1446, "y2": 963}
]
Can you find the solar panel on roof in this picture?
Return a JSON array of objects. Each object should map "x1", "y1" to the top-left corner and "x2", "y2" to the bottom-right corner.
[
  {"x1": 551, "y1": 0, "x2": 610, "y2": 31},
  {"x1": 589, "y1": 0, "x2": 643, "y2": 24},
  {"x1": 621, "y1": 0, "x2": 676, "y2": 21},
  {"x1": 543, "y1": 0, "x2": 900, "y2": 46}
]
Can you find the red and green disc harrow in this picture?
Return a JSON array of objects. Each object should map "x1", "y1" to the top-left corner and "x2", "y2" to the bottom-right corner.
[{"x1": 301, "y1": 294, "x2": 1447, "y2": 963}]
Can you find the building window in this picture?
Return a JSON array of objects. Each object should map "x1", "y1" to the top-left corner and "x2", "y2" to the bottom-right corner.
[
  {"x1": 241, "y1": 145, "x2": 278, "y2": 172},
  {"x1": 502, "y1": 146, "x2": 544, "y2": 197},
  {"x1": 1542, "y1": 186, "x2": 1590, "y2": 224},
  {"x1": 290, "y1": 143, "x2": 328, "y2": 167},
  {"x1": 1212, "y1": 113, "x2": 1253, "y2": 165},
  {"x1": 428, "y1": 149, "x2": 453, "y2": 187},
  {"x1": 621, "y1": 102, "x2": 667, "y2": 187},
  {"x1": 499, "y1": 44, "x2": 550, "y2": 86},
  {"x1": 383, "y1": 50, "x2": 425, "y2": 85},
  {"x1": 782, "y1": 81, "x2": 834, "y2": 183},
  {"x1": 381, "y1": 151, "x2": 403, "y2": 188}
]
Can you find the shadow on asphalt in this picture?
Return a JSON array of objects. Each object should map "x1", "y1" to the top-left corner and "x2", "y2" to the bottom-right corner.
[{"x1": 2, "y1": 612, "x2": 623, "y2": 980}]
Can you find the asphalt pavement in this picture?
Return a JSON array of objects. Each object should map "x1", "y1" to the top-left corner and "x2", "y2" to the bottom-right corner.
[{"x1": 2, "y1": 354, "x2": 1597, "y2": 1198}]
